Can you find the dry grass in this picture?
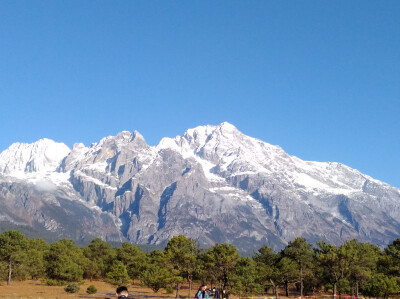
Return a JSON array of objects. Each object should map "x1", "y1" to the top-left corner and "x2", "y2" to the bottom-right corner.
[
  {"x1": 0, "y1": 280, "x2": 189, "y2": 299},
  {"x1": 4, "y1": 282, "x2": 397, "y2": 299}
]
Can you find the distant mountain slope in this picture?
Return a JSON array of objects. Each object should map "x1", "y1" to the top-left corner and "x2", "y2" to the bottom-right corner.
[{"x1": 1, "y1": 122, "x2": 399, "y2": 252}]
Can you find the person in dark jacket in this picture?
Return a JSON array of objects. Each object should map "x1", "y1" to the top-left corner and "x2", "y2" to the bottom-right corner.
[{"x1": 116, "y1": 286, "x2": 129, "y2": 298}]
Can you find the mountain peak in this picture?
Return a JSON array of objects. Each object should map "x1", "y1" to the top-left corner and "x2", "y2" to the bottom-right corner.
[
  {"x1": 1, "y1": 123, "x2": 400, "y2": 252},
  {"x1": 219, "y1": 121, "x2": 237, "y2": 131},
  {"x1": 131, "y1": 130, "x2": 147, "y2": 145},
  {"x1": 96, "y1": 130, "x2": 148, "y2": 148},
  {"x1": 0, "y1": 139, "x2": 70, "y2": 176},
  {"x1": 178, "y1": 122, "x2": 240, "y2": 147},
  {"x1": 116, "y1": 130, "x2": 132, "y2": 140}
]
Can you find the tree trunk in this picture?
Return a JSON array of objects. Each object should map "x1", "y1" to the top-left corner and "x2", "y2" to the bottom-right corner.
[
  {"x1": 285, "y1": 281, "x2": 289, "y2": 297},
  {"x1": 355, "y1": 281, "x2": 359, "y2": 298},
  {"x1": 7, "y1": 259, "x2": 12, "y2": 286},
  {"x1": 333, "y1": 282, "x2": 337, "y2": 299},
  {"x1": 176, "y1": 282, "x2": 181, "y2": 298},
  {"x1": 223, "y1": 273, "x2": 228, "y2": 291},
  {"x1": 270, "y1": 279, "x2": 276, "y2": 298},
  {"x1": 300, "y1": 266, "x2": 303, "y2": 298},
  {"x1": 189, "y1": 278, "x2": 193, "y2": 299}
]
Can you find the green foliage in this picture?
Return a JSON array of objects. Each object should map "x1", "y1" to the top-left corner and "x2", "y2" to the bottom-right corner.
[
  {"x1": 45, "y1": 239, "x2": 87, "y2": 282},
  {"x1": 0, "y1": 230, "x2": 28, "y2": 285},
  {"x1": 254, "y1": 244, "x2": 298, "y2": 297},
  {"x1": 166, "y1": 286, "x2": 174, "y2": 294},
  {"x1": 45, "y1": 279, "x2": 67, "y2": 286},
  {"x1": 276, "y1": 257, "x2": 298, "y2": 291},
  {"x1": 338, "y1": 240, "x2": 381, "y2": 296},
  {"x1": 86, "y1": 284, "x2": 98, "y2": 294},
  {"x1": 3, "y1": 228, "x2": 400, "y2": 299},
  {"x1": 64, "y1": 282, "x2": 80, "y2": 293},
  {"x1": 105, "y1": 260, "x2": 131, "y2": 286},
  {"x1": 316, "y1": 242, "x2": 342, "y2": 295},
  {"x1": 164, "y1": 235, "x2": 200, "y2": 297},
  {"x1": 139, "y1": 263, "x2": 169, "y2": 292},
  {"x1": 0, "y1": 261, "x2": 8, "y2": 281},
  {"x1": 336, "y1": 278, "x2": 350, "y2": 294},
  {"x1": 202, "y1": 243, "x2": 240, "y2": 290},
  {"x1": 283, "y1": 237, "x2": 314, "y2": 297},
  {"x1": 382, "y1": 238, "x2": 400, "y2": 277},
  {"x1": 117, "y1": 242, "x2": 148, "y2": 281},
  {"x1": 360, "y1": 273, "x2": 399, "y2": 299},
  {"x1": 83, "y1": 238, "x2": 116, "y2": 279},
  {"x1": 253, "y1": 245, "x2": 280, "y2": 291},
  {"x1": 230, "y1": 257, "x2": 262, "y2": 296},
  {"x1": 165, "y1": 235, "x2": 199, "y2": 275},
  {"x1": 24, "y1": 238, "x2": 49, "y2": 279}
]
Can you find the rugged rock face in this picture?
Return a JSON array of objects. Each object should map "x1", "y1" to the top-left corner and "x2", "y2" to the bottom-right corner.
[
  {"x1": 0, "y1": 122, "x2": 399, "y2": 252},
  {"x1": 0, "y1": 178, "x2": 122, "y2": 243}
]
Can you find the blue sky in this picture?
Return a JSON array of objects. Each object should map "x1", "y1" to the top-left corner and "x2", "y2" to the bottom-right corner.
[{"x1": 1, "y1": 1, "x2": 399, "y2": 187}]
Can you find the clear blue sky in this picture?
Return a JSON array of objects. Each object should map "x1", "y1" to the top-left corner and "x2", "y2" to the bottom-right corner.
[{"x1": 1, "y1": 1, "x2": 399, "y2": 188}]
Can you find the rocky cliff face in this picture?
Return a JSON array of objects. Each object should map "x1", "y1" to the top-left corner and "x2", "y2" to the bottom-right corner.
[{"x1": 1, "y1": 122, "x2": 399, "y2": 252}]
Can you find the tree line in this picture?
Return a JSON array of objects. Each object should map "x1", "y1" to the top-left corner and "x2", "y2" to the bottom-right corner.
[{"x1": 1, "y1": 230, "x2": 400, "y2": 299}]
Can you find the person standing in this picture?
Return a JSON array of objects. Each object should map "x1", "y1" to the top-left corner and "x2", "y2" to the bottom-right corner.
[{"x1": 196, "y1": 285, "x2": 210, "y2": 299}]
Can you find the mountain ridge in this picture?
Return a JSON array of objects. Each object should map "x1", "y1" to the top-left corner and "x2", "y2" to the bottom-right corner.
[{"x1": 0, "y1": 122, "x2": 399, "y2": 252}]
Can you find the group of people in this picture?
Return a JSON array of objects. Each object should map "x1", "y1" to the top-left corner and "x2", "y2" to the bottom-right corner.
[
  {"x1": 115, "y1": 285, "x2": 227, "y2": 299},
  {"x1": 196, "y1": 285, "x2": 225, "y2": 299}
]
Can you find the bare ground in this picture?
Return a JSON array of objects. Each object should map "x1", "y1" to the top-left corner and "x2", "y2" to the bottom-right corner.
[{"x1": 0, "y1": 280, "x2": 183, "y2": 299}]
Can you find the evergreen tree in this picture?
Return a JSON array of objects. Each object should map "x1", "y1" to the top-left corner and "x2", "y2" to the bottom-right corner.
[
  {"x1": 0, "y1": 230, "x2": 28, "y2": 285},
  {"x1": 316, "y1": 241, "x2": 343, "y2": 298},
  {"x1": 277, "y1": 256, "x2": 298, "y2": 296},
  {"x1": 203, "y1": 243, "x2": 240, "y2": 292},
  {"x1": 45, "y1": 239, "x2": 88, "y2": 282},
  {"x1": 382, "y1": 238, "x2": 400, "y2": 277},
  {"x1": 282, "y1": 237, "x2": 313, "y2": 297},
  {"x1": 82, "y1": 238, "x2": 116, "y2": 279},
  {"x1": 164, "y1": 235, "x2": 200, "y2": 298},
  {"x1": 231, "y1": 257, "x2": 262, "y2": 296},
  {"x1": 105, "y1": 260, "x2": 131, "y2": 286},
  {"x1": 24, "y1": 238, "x2": 49, "y2": 280},
  {"x1": 139, "y1": 263, "x2": 169, "y2": 292},
  {"x1": 253, "y1": 245, "x2": 281, "y2": 297},
  {"x1": 117, "y1": 242, "x2": 148, "y2": 284},
  {"x1": 340, "y1": 240, "x2": 380, "y2": 297},
  {"x1": 361, "y1": 273, "x2": 399, "y2": 299}
]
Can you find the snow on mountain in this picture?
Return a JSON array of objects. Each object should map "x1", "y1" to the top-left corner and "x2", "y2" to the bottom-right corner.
[
  {"x1": 157, "y1": 122, "x2": 282, "y2": 181},
  {"x1": 1, "y1": 122, "x2": 399, "y2": 251},
  {"x1": 158, "y1": 122, "x2": 380, "y2": 195},
  {"x1": 61, "y1": 130, "x2": 155, "y2": 172},
  {"x1": 0, "y1": 138, "x2": 70, "y2": 177}
]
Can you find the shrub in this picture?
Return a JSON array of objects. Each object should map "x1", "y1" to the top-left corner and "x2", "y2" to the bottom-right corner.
[
  {"x1": 45, "y1": 279, "x2": 66, "y2": 286},
  {"x1": 166, "y1": 286, "x2": 174, "y2": 294},
  {"x1": 87, "y1": 285, "x2": 98, "y2": 294},
  {"x1": 65, "y1": 283, "x2": 80, "y2": 293}
]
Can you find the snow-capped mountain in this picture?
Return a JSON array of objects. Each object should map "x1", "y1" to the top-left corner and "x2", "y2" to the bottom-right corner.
[
  {"x1": 0, "y1": 138, "x2": 70, "y2": 176},
  {"x1": 0, "y1": 122, "x2": 399, "y2": 252}
]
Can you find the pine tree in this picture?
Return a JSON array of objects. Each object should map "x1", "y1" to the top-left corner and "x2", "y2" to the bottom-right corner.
[{"x1": 0, "y1": 230, "x2": 28, "y2": 285}]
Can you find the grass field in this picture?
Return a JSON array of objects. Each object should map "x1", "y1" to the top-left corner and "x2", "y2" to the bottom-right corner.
[{"x1": 0, "y1": 280, "x2": 182, "y2": 299}]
